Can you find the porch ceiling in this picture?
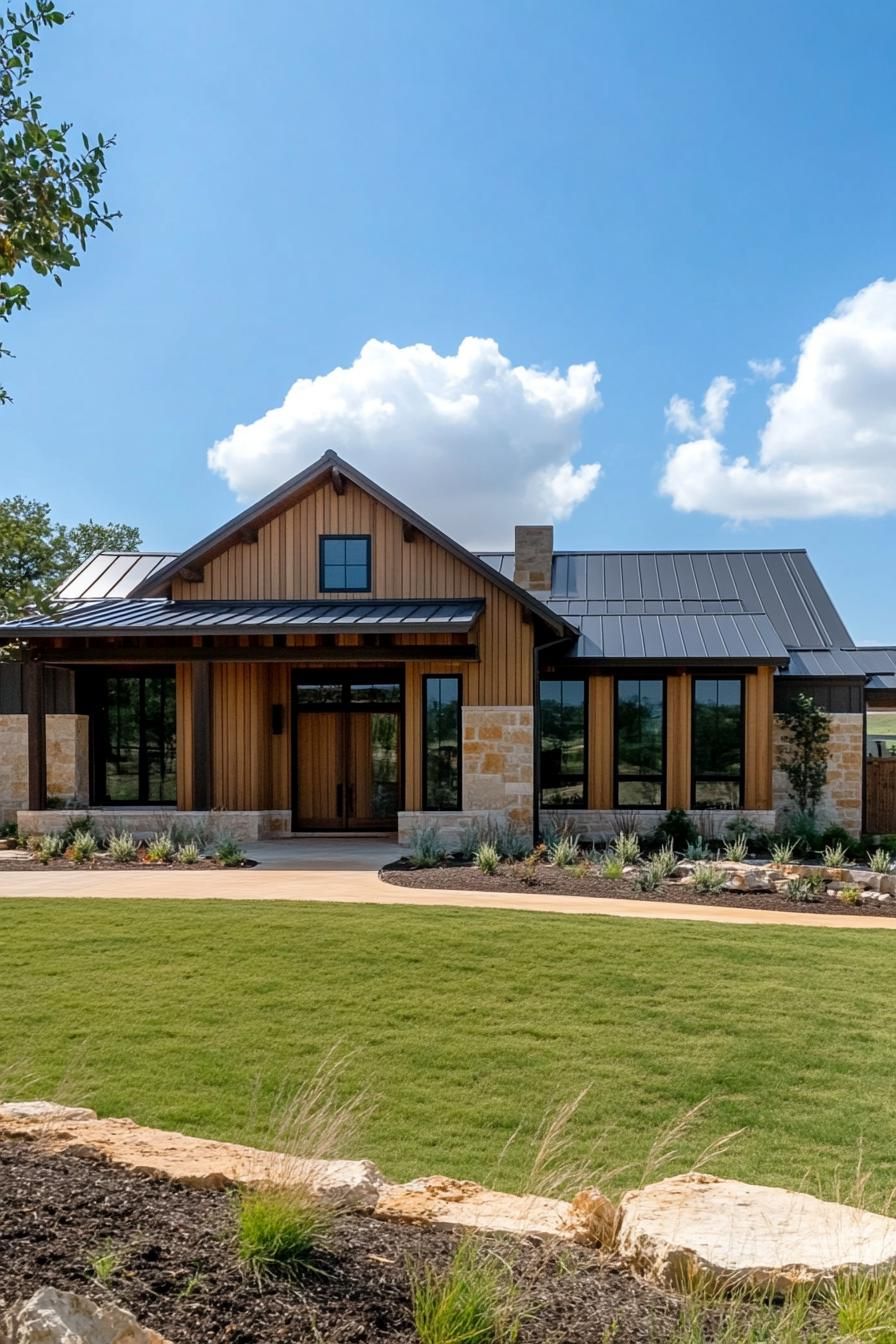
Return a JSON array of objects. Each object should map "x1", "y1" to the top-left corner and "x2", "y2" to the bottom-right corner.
[{"x1": 0, "y1": 597, "x2": 485, "y2": 639}]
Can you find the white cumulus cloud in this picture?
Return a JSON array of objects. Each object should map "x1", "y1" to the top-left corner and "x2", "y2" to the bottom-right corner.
[
  {"x1": 208, "y1": 337, "x2": 602, "y2": 547},
  {"x1": 660, "y1": 278, "x2": 896, "y2": 520},
  {"x1": 664, "y1": 375, "x2": 735, "y2": 437}
]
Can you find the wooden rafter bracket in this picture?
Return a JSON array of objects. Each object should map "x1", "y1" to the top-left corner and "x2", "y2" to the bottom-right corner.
[{"x1": 178, "y1": 566, "x2": 205, "y2": 584}]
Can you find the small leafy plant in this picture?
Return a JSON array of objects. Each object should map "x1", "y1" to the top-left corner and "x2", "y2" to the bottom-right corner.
[
  {"x1": 107, "y1": 830, "x2": 138, "y2": 863},
  {"x1": 692, "y1": 862, "x2": 727, "y2": 894},
  {"x1": 770, "y1": 838, "x2": 797, "y2": 865},
  {"x1": 634, "y1": 857, "x2": 664, "y2": 892},
  {"x1": 410, "y1": 1237, "x2": 525, "y2": 1344},
  {"x1": 408, "y1": 823, "x2": 447, "y2": 868},
  {"x1": 868, "y1": 847, "x2": 893, "y2": 875},
  {"x1": 36, "y1": 834, "x2": 65, "y2": 864},
  {"x1": 684, "y1": 839, "x2": 713, "y2": 862},
  {"x1": 518, "y1": 844, "x2": 545, "y2": 886},
  {"x1": 474, "y1": 842, "x2": 500, "y2": 876},
  {"x1": 88, "y1": 1241, "x2": 123, "y2": 1284},
  {"x1": 216, "y1": 838, "x2": 246, "y2": 867},
  {"x1": 722, "y1": 834, "x2": 749, "y2": 863},
  {"x1": 837, "y1": 885, "x2": 861, "y2": 906},
  {"x1": 145, "y1": 830, "x2": 175, "y2": 863},
  {"x1": 821, "y1": 842, "x2": 850, "y2": 869},
  {"x1": 785, "y1": 877, "x2": 823, "y2": 904},
  {"x1": 68, "y1": 828, "x2": 97, "y2": 864},
  {"x1": 599, "y1": 853, "x2": 625, "y2": 879},
  {"x1": 176, "y1": 841, "x2": 202, "y2": 865},
  {"x1": 612, "y1": 831, "x2": 641, "y2": 866},
  {"x1": 548, "y1": 833, "x2": 581, "y2": 868}
]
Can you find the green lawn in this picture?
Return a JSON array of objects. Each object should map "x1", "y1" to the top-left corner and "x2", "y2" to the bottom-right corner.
[
  {"x1": 2, "y1": 899, "x2": 895, "y2": 1204},
  {"x1": 867, "y1": 711, "x2": 896, "y2": 736}
]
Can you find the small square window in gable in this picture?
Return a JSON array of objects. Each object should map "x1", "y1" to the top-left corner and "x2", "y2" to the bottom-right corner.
[{"x1": 319, "y1": 535, "x2": 371, "y2": 592}]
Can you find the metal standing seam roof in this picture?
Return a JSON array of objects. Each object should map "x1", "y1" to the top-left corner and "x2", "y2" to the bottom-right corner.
[
  {"x1": 0, "y1": 597, "x2": 486, "y2": 638},
  {"x1": 852, "y1": 647, "x2": 896, "y2": 690},
  {"x1": 478, "y1": 549, "x2": 855, "y2": 660}
]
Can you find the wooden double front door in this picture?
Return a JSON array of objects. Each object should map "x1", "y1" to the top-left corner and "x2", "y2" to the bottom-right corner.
[{"x1": 293, "y1": 674, "x2": 402, "y2": 831}]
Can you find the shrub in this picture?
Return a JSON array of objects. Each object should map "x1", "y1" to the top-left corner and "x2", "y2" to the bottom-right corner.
[
  {"x1": 37, "y1": 834, "x2": 65, "y2": 864},
  {"x1": 684, "y1": 839, "x2": 713, "y2": 862},
  {"x1": 176, "y1": 841, "x2": 202, "y2": 865},
  {"x1": 820, "y1": 824, "x2": 854, "y2": 852},
  {"x1": 216, "y1": 838, "x2": 246, "y2": 867},
  {"x1": 410, "y1": 1237, "x2": 524, "y2": 1344},
  {"x1": 59, "y1": 813, "x2": 99, "y2": 848},
  {"x1": 408, "y1": 823, "x2": 448, "y2": 868},
  {"x1": 821, "y1": 842, "x2": 850, "y2": 869},
  {"x1": 785, "y1": 877, "x2": 822, "y2": 904},
  {"x1": 236, "y1": 1186, "x2": 330, "y2": 1282},
  {"x1": 770, "y1": 838, "x2": 797, "y2": 865},
  {"x1": 547, "y1": 833, "x2": 581, "y2": 868},
  {"x1": 868, "y1": 847, "x2": 893, "y2": 875},
  {"x1": 648, "y1": 841, "x2": 679, "y2": 880},
  {"x1": 68, "y1": 829, "x2": 97, "y2": 864},
  {"x1": 651, "y1": 807, "x2": 698, "y2": 851},
  {"x1": 837, "y1": 885, "x2": 861, "y2": 906},
  {"x1": 612, "y1": 831, "x2": 641, "y2": 866},
  {"x1": 692, "y1": 862, "x2": 726, "y2": 894},
  {"x1": 599, "y1": 853, "x2": 625, "y2": 879},
  {"x1": 724, "y1": 815, "x2": 760, "y2": 842},
  {"x1": 722, "y1": 834, "x2": 749, "y2": 863},
  {"x1": 145, "y1": 831, "x2": 175, "y2": 863},
  {"x1": 779, "y1": 808, "x2": 823, "y2": 856},
  {"x1": 474, "y1": 842, "x2": 500, "y2": 876},
  {"x1": 107, "y1": 830, "x2": 138, "y2": 863}
]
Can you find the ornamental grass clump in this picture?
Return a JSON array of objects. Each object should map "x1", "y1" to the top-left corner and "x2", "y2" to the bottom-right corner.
[
  {"x1": 770, "y1": 838, "x2": 797, "y2": 865},
  {"x1": 176, "y1": 841, "x2": 202, "y2": 865},
  {"x1": 37, "y1": 834, "x2": 65, "y2": 864},
  {"x1": 474, "y1": 842, "x2": 500, "y2": 876},
  {"x1": 822, "y1": 841, "x2": 850, "y2": 869},
  {"x1": 692, "y1": 862, "x2": 726, "y2": 894},
  {"x1": 409, "y1": 1237, "x2": 525, "y2": 1344},
  {"x1": 649, "y1": 841, "x2": 679, "y2": 880},
  {"x1": 145, "y1": 831, "x2": 175, "y2": 864},
  {"x1": 106, "y1": 830, "x2": 138, "y2": 863},
  {"x1": 612, "y1": 830, "x2": 641, "y2": 866},
  {"x1": 408, "y1": 823, "x2": 447, "y2": 868},
  {"x1": 547, "y1": 833, "x2": 581, "y2": 868},
  {"x1": 236, "y1": 1187, "x2": 330, "y2": 1283},
  {"x1": 599, "y1": 852, "x2": 625, "y2": 879},
  {"x1": 785, "y1": 876, "x2": 823, "y2": 904},
  {"x1": 634, "y1": 856, "x2": 666, "y2": 892},
  {"x1": 722, "y1": 834, "x2": 749, "y2": 863},
  {"x1": 68, "y1": 828, "x2": 97, "y2": 864},
  {"x1": 867, "y1": 847, "x2": 893, "y2": 875}
]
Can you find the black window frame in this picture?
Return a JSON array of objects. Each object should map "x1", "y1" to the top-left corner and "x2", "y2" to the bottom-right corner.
[
  {"x1": 690, "y1": 675, "x2": 745, "y2": 810},
  {"x1": 318, "y1": 534, "x2": 372, "y2": 593},
  {"x1": 538, "y1": 677, "x2": 588, "y2": 810},
  {"x1": 88, "y1": 667, "x2": 177, "y2": 807},
  {"x1": 614, "y1": 675, "x2": 667, "y2": 810},
  {"x1": 422, "y1": 674, "x2": 462, "y2": 811}
]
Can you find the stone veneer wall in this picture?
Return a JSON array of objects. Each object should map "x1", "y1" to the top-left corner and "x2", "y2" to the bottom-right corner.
[
  {"x1": 541, "y1": 809, "x2": 776, "y2": 842},
  {"x1": 772, "y1": 712, "x2": 864, "y2": 836},
  {"x1": 0, "y1": 714, "x2": 89, "y2": 822},
  {"x1": 0, "y1": 715, "x2": 28, "y2": 824},
  {"x1": 462, "y1": 706, "x2": 534, "y2": 827},
  {"x1": 17, "y1": 809, "x2": 293, "y2": 841}
]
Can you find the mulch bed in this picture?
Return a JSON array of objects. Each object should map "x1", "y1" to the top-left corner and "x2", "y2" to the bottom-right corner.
[
  {"x1": 381, "y1": 859, "x2": 896, "y2": 917},
  {"x1": 0, "y1": 1141, "x2": 681, "y2": 1343},
  {"x1": 0, "y1": 854, "x2": 255, "y2": 871}
]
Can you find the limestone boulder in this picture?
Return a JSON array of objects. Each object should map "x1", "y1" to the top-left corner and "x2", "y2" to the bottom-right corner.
[
  {"x1": 374, "y1": 1174, "x2": 574, "y2": 1240},
  {"x1": 0, "y1": 1102, "x2": 96, "y2": 1125},
  {"x1": 0, "y1": 1287, "x2": 171, "y2": 1344},
  {"x1": 722, "y1": 870, "x2": 774, "y2": 893},
  {"x1": 615, "y1": 1172, "x2": 896, "y2": 1294},
  {"x1": 564, "y1": 1185, "x2": 618, "y2": 1246}
]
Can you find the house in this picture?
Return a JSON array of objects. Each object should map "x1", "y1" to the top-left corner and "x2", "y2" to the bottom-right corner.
[{"x1": 1, "y1": 449, "x2": 895, "y2": 842}]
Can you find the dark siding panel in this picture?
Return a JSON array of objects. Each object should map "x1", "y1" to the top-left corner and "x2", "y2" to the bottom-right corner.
[{"x1": 773, "y1": 678, "x2": 865, "y2": 714}]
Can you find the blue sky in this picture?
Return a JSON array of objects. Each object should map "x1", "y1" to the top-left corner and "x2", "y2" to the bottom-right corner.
[{"x1": 4, "y1": 0, "x2": 896, "y2": 640}]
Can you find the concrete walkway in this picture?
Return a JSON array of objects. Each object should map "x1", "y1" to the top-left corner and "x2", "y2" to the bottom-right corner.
[{"x1": 0, "y1": 837, "x2": 894, "y2": 928}]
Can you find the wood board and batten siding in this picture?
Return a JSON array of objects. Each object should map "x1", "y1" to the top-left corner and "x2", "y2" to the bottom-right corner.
[{"x1": 172, "y1": 477, "x2": 534, "y2": 812}]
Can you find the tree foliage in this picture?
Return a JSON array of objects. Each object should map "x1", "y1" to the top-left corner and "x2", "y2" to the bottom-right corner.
[
  {"x1": 0, "y1": 493, "x2": 140, "y2": 619},
  {"x1": 777, "y1": 691, "x2": 832, "y2": 816},
  {"x1": 1, "y1": 2, "x2": 118, "y2": 402}
]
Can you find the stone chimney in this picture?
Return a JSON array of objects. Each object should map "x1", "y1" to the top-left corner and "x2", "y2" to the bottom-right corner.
[{"x1": 513, "y1": 525, "x2": 554, "y2": 592}]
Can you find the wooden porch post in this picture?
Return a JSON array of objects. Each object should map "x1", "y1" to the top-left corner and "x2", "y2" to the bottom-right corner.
[
  {"x1": 24, "y1": 660, "x2": 47, "y2": 811},
  {"x1": 191, "y1": 660, "x2": 212, "y2": 810}
]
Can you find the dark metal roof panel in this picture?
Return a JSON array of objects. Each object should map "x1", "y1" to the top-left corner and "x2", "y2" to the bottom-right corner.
[
  {"x1": 0, "y1": 597, "x2": 486, "y2": 638},
  {"x1": 567, "y1": 611, "x2": 788, "y2": 662}
]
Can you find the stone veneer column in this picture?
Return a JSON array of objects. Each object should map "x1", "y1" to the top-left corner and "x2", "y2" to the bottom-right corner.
[
  {"x1": 772, "y1": 712, "x2": 864, "y2": 836},
  {"x1": 462, "y1": 706, "x2": 534, "y2": 827},
  {"x1": 46, "y1": 715, "x2": 90, "y2": 804},
  {"x1": 0, "y1": 715, "x2": 29, "y2": 823}
]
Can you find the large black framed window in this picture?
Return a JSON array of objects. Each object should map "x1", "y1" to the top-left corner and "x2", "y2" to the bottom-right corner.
[
  {"x1": 615, "y1": 678, "x2": 665, "y2": 807},
  {"x1": 96, "y1": 672, "x2": 176, "y2": 805},
  {"x1": 539, "y1": 679, "x2": 586, "y2": 808},
  {"x1": 423, "y1": 676, "x2": 461, "y2": 810},
  {"x1": 692, "y1": 677, "x2": 744, "y2": 808},
  {"x1": 319, "y1": 535, "x2": 371, "y2": 592}
]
